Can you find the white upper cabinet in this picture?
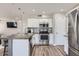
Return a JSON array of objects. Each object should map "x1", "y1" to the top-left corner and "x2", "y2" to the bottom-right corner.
[{"x1": 27, "y1": 18, "x2": 53, "y2": 27}]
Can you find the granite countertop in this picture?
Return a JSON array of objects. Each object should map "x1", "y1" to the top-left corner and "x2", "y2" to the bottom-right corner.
[
  {"x1": 0, "y1": 33, "x2": 34, "y2": 40},
  {"x1": 14, "y1": 33, "x2": 33, "y2": 39}
]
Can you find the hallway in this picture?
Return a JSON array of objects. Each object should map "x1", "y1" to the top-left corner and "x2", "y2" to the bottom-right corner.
[{"x1": 32, "y1": 45, "x2": 66, "y2": 56}]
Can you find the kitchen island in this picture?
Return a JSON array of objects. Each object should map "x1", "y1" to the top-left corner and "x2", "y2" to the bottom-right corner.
[{"x1": 0, "y1": 33, "x2": 33, "y2": 56}]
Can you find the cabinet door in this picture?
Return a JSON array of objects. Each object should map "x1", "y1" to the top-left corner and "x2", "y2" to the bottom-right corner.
[
  {"x1": 49, "y1": 34, "x2": 54, "y2": 45},
  {"x1": 13, "y1": 39, "x2": 29, "y2": 56},
  {"x1": 27, "y1": 19, "x2": 39, "y2": 27}
]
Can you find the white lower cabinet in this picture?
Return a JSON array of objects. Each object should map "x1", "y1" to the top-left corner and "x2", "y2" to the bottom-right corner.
[
  {"x1": 12, "y1": 39, "x2": 30, "y2": 56},
  {"x1": 31, "y1": 34, "x2": 54, "y2": 45},
  {"x1": 49, "y1": 34, "x2": 54, "y2": 45},
  {"x1": 31, "y1": 34, "x2": 40, "y2": 45}
]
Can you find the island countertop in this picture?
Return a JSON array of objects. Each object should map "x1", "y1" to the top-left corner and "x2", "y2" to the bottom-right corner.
[
  {"x1": 0, "y1": 33, "x2": 34, "y2": 40},
  {"x1": 14, "y1": 33, "x2": 33, "y2": 39}
]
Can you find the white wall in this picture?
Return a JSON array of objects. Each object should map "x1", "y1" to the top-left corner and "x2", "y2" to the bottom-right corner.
[
  {"x1": 0, "y1": 18, "x2": 27, "y2": 36},
  {"x1": 0, "y1": 20, "x2": 5, "y2": 34}
]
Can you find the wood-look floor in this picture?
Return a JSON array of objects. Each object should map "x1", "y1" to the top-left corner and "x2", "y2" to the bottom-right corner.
[
  {"x1": 0, "y1": 45, "x2": 66, "y2": 56},
  {"x1": 32, "y1": 45, "x2": 66, "y2": 56}
]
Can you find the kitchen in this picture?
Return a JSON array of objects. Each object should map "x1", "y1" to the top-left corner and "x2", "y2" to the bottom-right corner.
[{"x1": 0, "y1": 3, "x2": 78, "y2": 56}]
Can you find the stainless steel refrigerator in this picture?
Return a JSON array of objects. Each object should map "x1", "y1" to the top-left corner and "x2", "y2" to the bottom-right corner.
[{"x1": 68, "y1": 9, "x2": 79, "y2": 56}]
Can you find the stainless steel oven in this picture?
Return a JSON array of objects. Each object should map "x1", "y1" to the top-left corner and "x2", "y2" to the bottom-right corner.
[
  {"x1": 40, "y1": 34, "x2": 48, "y2": 40},
  {"x1": 39, "y1": 23, "x2": 49, "y2": 45},
  {"x1": 40, "y1": 34, "x2": 49, "y2": 45}
]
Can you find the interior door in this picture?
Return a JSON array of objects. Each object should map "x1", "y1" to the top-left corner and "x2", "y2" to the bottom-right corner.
[
  {"x1": 54, "y1": 14, "x2": 68, "y2": 44},
  {"x1": 54, "y1": 14, "x2": 68, "y2": 54}
]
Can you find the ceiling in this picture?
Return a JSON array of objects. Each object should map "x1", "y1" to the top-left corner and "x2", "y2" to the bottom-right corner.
[{"x1": 0, "y1": 3, "x2": 78, "y2": 20}]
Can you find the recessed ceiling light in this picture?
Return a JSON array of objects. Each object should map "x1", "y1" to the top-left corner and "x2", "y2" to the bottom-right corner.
[
  {"x1": 42, "y1": 15, "x2": 47, "y2": 18},
  {"x1": 60, "y1": 9, "x2": 64, "y2": 12},
  {"x1": 42, "y1": 11, "x2": 46, "y2": 14},
  {"x1": 32, "y1": 9, "x2": 35, "y2": 12}
]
